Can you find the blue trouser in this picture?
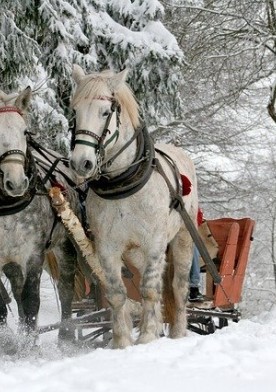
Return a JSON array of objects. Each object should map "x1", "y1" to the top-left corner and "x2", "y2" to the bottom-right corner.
[{"x1": 189, "y1": 246, "x2": 200, "y2": 287}]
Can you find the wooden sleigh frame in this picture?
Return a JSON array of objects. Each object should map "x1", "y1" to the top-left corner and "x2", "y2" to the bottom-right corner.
[{"x1": 206, "y1": 217, "x2": 255, "y2": 308}]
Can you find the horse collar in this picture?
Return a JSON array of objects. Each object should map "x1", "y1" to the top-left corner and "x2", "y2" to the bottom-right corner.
[{"x1": 89, "y1": 124, "x2": 155, "y2": 199}]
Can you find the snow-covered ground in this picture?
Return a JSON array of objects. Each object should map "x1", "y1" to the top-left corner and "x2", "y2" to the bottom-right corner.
[{"x1": 1, "y1": 272, "x2": 276, "y2": 392}]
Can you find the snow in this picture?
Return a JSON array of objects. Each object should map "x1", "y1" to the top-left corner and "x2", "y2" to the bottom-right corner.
[
  {"x1": 86, "y1": 10, "x2": 182, "y2": 60},
  {"x1": 1, "y1": 272, "x2": 276, "y2": 392}
]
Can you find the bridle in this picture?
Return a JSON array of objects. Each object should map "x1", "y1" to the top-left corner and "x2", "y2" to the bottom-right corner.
[
  {"x1": 0, "y1": 106, "x2": 40, "y2": 215},
  {"x1": 71, "y1": 96, "x2": 121, "y2": 171},
  {"x1": 70, "y1": 94, "x2": 156, "y2": 195},
  {"x1": 0, "y1": 106, "x2": 26, "y2": 167}
]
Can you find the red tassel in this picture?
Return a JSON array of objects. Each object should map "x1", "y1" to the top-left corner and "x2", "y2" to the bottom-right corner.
[
  {"x1": 50, "y1": 180, "x2": 66, "y2": 192},
  {"x1": 197, "y1": 208, "x2": 204, "y2": 226},
  {"x1": 180, "y1": 174, "x2": 192, "y2": 196}
]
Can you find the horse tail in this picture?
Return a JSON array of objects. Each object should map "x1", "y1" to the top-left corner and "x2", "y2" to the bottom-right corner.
[
  {"x1": 73, "y1": 265, "x2": 87, "y2": 301},
  {"x1": 45, "y1": 251, "x2": 59, "y2": 281},
  {"x1": 162, "y1": 245, "x2": 176, "y2": 325},
  {"x1": 45, "y1": 251, "x2": 86, "y2": 301}
]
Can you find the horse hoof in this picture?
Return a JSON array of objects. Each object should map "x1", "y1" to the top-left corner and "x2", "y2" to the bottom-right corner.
[
  {"x1": 57, "y1": 336, "x2": 79, "y2": 357},
  {"x1": 169, "y1": 325, "x2": 187, "y2": 339},
  {"x1": 0, "y1": 326, "x2": 18, "y2": 355},
  {"x1": 136, "y1": 333, "x2": 157, "y2": 345},
  {"x1": 111, "y1": 336, "x2": 133, "y2": 349},
  {"x1": 58, "y1": 324, "x2": 77, "y2": 355},
  {"x1": 15, "y1": 330, "x2": 40, "y2": 356}
]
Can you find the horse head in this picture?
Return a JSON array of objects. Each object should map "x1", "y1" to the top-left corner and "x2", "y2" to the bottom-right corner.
[
  {"x1": 70, "y1": 65, "x2": 140, "y2": 180},
  {"x1": 0, "y1": 87, "x2": 32, "y2": 197}
]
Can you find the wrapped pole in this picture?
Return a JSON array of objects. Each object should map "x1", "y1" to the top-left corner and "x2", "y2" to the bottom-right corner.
[{"x1": 48, "y1": 187, "x2": 106, "y2": 287}]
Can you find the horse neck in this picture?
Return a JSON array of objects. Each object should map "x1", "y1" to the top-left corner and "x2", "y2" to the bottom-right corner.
[{"x1": 103, "y1": 117, "x2": 138, "y2": 178}]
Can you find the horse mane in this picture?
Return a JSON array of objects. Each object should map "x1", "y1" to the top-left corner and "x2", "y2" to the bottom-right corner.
[{"x1": 72, "y1": 71, "x2": 141, "y2": 129}]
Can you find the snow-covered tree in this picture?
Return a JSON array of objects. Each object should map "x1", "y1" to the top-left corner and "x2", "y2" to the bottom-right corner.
[
  {"x1": 0, "y1": 3, "x2": 40, "y2": 88},
  {"x1": 0, "y1": 0, "x2": 184, "y2": 152}
]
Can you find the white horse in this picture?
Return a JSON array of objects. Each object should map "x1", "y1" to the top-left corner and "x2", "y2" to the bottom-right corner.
[{"x1": 70, "y1": 65, "x2": 198, "y2": 348}]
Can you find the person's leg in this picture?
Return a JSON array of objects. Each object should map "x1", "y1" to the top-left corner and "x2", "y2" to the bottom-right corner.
[
  {"x1": 189, "y1": 246, "x2": 204, "y2": 301},
  {"x1": 189, "y1": 246, "x2": 200, "y2": 287}
]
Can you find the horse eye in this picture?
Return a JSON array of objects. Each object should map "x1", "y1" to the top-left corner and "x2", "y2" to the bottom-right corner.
[{"x1": 103, "y1": 110, "x2": 110, "y2": 117}]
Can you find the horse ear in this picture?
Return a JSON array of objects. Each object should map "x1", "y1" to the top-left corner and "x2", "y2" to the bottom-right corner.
[
  {"x1": 109, "y1": 69, "x2": 129, "y2": 92},
  {"x1": 72, "y1": 64, "x2": 86, "y2": 84},
  {"x1": 0, "y1": 90, "x2": 5, "y2": 101},
  {"x1": 15, "y1": 86, "x2": 32, "y2": 112}
]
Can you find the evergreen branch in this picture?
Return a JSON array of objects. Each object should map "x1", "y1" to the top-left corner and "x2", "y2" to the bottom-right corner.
[
  {"x1": 32, "y1": 77, "x2": 51, "y2": 95},
  {"x1": 4, "y1": 11, "x2": 40, "y2": 48}
]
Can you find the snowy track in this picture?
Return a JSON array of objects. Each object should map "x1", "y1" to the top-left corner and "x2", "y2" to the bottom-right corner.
[{"x1": 1, "y1": 273, "x2": 276, "y2": 392}]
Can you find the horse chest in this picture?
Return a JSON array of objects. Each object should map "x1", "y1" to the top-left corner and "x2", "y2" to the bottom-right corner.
[
  {"x1": 0, "y1": 217, "x2": 35, "y2": 262},
  {"x1": 86, "y1": 192, "x2": 168, "y2": 244},
  {"x1": 0, "y1": 211, "x2": 44, "y2": 266}
]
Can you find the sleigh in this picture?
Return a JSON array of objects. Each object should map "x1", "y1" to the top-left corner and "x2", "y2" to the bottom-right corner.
[
  {"x1": 39, "y1": 199, "x2": 255, "y2": 342},
  {"x1": 187, "y1": 217, "x2": 255, "y2": 334}
]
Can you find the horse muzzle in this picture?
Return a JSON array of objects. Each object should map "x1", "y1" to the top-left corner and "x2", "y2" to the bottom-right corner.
[
  {"x1": 70, "y1": 156, "x2": 98, "y2": 179},
  {"x1": 4, "y1": 175, "x2": 29, "y2": 197}
]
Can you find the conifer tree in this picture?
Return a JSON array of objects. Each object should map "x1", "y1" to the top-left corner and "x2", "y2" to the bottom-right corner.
[{"x1": 0, "y1": 0, "x2": 183, "y2": 152}]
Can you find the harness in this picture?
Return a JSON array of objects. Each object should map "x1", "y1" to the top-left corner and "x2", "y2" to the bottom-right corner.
[
  {"x1": 71, "y1": 97, "x2": 121, "y2": 173},
  {"x1": 89, "y1": 124, "x2": 155, "y2": 199},
  {"x1": 0, "y1": 107, "x2": 78, "y2": 246},
  {"x1": 71, "y1": 96, "x2": 155, "y2": 198}
]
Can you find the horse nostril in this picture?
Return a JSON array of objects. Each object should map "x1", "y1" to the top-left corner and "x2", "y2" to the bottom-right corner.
[
  {"x1": 6, "y1": 180, "x2": 14, "y2": 191},
  {"x1": 23, "y1": 178, "x2": 29, "y2": 190},
  {"x1": 83, "y1": 160, "x2": 93, "y2": 172}
]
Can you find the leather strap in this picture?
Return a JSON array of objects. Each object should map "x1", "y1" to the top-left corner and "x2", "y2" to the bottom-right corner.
[{"x1": 154, "y1": 157, "x2": 222, "y2": 285}]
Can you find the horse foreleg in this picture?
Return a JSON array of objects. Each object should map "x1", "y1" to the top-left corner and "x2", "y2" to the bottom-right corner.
[
  {"x1": 0, "y1": 283, "x2": 8, "y2": 324},
  {"x1": 56, "y1": 238, "x2": 77, "y2": 342},
  {"x1": 0, "y1": 288, "x2": 18, "y2": 355},
  {"x1": 3, "y1": 262, "x2": 24, "y2": 320},
  {"x1": 21, "y1": 258, "x2": 43, "y2": 334},
  {"x1": 0, "y1": 265, "x2": 25, "y2": 354},
  {"x1": 104, "y1": 261, "x2": 133, "y2": 348},
  {"x1": 137, "y1": 253, "x2": 165, "y2": 344},
  {"x1": 169, "y1": 230, "x2": 193, "y2": 339}
]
